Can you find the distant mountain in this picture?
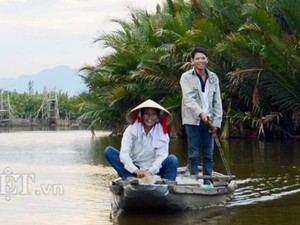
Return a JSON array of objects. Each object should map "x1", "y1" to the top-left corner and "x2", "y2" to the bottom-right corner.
[{"x1": 0, "y1": 65, "x2": 87, "y2": 96}]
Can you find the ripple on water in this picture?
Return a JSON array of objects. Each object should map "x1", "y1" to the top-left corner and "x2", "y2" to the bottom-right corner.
[{"x1": 228, "y1": 173, "x2": 300, "y2": 207}]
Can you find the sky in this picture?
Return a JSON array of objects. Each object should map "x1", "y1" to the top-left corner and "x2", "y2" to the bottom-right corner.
[{"x1": 0, "y1": 0, "x2": 164, "y2": 78}]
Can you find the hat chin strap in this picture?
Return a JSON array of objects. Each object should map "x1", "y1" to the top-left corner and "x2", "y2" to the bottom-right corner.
[{"x1": 160, "y1": 117, "x2": 168, "y2": 134}]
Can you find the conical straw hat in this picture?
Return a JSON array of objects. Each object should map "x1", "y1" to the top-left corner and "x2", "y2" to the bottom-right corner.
[{"x1": 127, "y1": 99, "x2": 172, "y2": 125}]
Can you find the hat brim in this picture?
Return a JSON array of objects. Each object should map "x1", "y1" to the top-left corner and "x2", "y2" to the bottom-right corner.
[{"x1": 127, "y1": 99, "x2": 172, "y2": 125}]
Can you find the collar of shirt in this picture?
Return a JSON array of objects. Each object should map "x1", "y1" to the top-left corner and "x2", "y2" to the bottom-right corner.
[
  {"x1": 142, "y1": 126, "x2": 154, "y2": 137},
  {"x1": 193, "y1": 69, "x2": 208, "y2": 92}
]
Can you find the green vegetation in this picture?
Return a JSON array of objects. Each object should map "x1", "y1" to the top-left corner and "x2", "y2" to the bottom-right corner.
[
  {"x1": 0, "y1": 90, "x2": 78, "y2": 122},
  {"x1": 4, "y1": 0, "x2": 298, "y2": 140},
  {"x1": 77, "y1": 0, "x2": 300, "y2": 140}
]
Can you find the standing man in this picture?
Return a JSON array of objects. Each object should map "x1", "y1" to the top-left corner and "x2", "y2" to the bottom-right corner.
[{"x1": 180, "y1": 47, "x2": 223, "y2": 188}]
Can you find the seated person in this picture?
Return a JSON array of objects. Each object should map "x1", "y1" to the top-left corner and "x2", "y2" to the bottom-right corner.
[{"x1": 104, "y1": 99, "x2": 178, "y2": 181}]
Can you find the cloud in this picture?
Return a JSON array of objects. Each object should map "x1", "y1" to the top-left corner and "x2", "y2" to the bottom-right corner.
[
  {"x1": 0, "y1": 0, "x2": 163, "y2": 78},
  {"x1": 0, "y1": 0, "x2": 27, "y2": 2}
]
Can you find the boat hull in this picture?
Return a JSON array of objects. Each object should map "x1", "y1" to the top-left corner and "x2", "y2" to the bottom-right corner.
[{"x1": 109, "y1": 167, "x2": 237, "y2": 211}]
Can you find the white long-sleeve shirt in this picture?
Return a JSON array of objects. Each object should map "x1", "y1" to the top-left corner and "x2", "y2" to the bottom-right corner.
[{"x1": 120, "y1": 124, "x2": 169, "y2": 175}]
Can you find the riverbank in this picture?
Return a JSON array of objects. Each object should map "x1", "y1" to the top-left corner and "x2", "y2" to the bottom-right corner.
[{"x1": 1, "y1": 118, "x2": 74, "y2": 127}]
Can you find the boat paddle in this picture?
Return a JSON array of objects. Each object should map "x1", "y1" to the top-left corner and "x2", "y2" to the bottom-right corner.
[{"x1": 208, "y1": 122, "x2": 232, "y2": 176}]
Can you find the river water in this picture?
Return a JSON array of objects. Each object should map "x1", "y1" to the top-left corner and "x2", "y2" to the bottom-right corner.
[{"x1": 0, "y1": 128, "x2": 299, "y2": 225}]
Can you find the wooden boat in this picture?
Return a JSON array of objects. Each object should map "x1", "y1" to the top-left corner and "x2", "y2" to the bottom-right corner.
[{"x1": 109, "y1": 167, "x2": 237, "y2": 211}]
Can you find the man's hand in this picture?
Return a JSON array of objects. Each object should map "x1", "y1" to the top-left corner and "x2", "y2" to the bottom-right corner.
[
  {"x1": 134, "y1": 169, "x2": 145, "y2": 178},
  {"x1": 209, "y1": 126, "x2": 218, "y2": 134},
  {"x1": 200, "y1": 112, "x2": 210, "y2": 124},
  {"x1": 200, "y1": 114, "x2": 218, "y2": 134}
]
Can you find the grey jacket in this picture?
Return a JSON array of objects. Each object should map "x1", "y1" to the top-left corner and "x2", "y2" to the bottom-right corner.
[{"x1": 180, "y1": 68, "x2": 223, "y2": 128}]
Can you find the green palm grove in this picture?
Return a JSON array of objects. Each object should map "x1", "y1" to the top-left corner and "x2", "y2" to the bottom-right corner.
[
  {"x1": 78, "y1": 0, "x2": 300, "y2": 140},
  {"x1": 1, "y1": 89, "x2": 73, "y2": 121}
]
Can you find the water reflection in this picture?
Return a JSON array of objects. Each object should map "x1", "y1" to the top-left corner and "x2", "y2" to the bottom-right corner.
[
  {"x1": 0, "y1": 129, "x2": 113, "y2": 225},
  {"x1": 92, "y1": 136, "x2": 122, "y2": 166},
  {"x1": 0, "y1": 128, "x2": 299, "y2": 225},
  {"x1": 111, "y1": 207, "x2": 233, "y2": 225}
]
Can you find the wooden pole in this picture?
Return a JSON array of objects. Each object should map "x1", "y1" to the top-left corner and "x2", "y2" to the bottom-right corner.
[
  {"x1": 213, "y1": 133, "x2": 232, "y2": 176},
  {"x1": 208, "y1": 121, "x2": 232, "y2": 176}
]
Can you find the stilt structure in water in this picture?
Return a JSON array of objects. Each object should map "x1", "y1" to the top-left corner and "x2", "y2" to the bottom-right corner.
[
  {"x1": 34, "y1": 90, "x2": 60, "y2": 126},
  {"x1": 47, "y1": 91, "x2": 59, "y2": 126},
  {"x1": 0, "y1": 90, "x2": 14, "y2": 126}
]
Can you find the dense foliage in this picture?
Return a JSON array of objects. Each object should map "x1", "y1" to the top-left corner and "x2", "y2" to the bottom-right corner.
[
  {"x1": 0, "y1": 89, "x2": 78, "y2": 122},
  {"x1": 78, "y1": 0, "x2": 300, "y2": 140}
]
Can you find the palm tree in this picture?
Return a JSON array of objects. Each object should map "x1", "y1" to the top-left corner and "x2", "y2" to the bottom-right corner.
[
  {"x1": 79, "y1": 0, "x2": 196, "y2": 136},
  {"x1": 221, "y1": 0, "x2": 300, "y2": 139},
  {"x1": 78, "y1": 0, "x2": 300, "y2": 140},
  {"x1": 184, "y1": 0, "x2": 300, "y2": 139}
]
